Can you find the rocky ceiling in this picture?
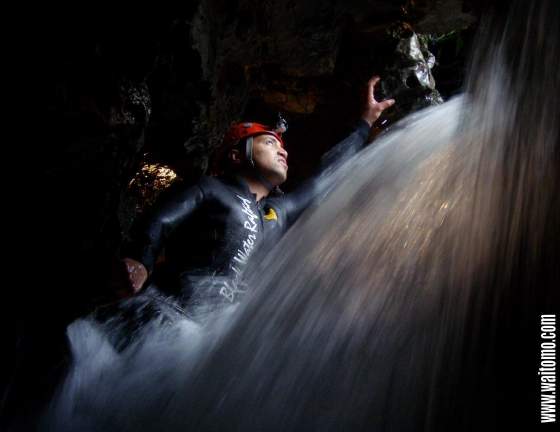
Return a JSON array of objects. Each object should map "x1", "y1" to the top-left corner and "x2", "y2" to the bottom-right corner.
[
  {"x1": 30, "y1": 0, "x2": 482, "y2": 321},
  {"x1": 6, "y1": 1, "x2": 493, "y2": 427}
]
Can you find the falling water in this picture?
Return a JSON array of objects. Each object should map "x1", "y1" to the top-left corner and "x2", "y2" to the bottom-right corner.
[{"x1": 44, "y1": 2, "x2": 559, "y2": 431}]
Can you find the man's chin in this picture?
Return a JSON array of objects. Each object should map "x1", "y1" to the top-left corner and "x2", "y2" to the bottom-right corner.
[
  {"x1": 258, "y1": 167, "x2": 287, "y2": 187},
  {"x1": 277, "y1": 170, "x2": 288, "y2": 185},
  {"x1": 272, "y1": 175, "x2": 287, "y2": 187},
  {"x1": 271, "y1": 176, "x2": 287, "y2": 187}
]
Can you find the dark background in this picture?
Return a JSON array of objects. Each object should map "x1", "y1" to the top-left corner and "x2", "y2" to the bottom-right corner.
[{"x1": 6, "y1": 1, "x2": 517, "y2": 430}]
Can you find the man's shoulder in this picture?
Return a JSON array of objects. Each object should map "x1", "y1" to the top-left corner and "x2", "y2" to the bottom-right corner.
[
  {"x1": 192, "y1": 175, "x2": 248, "y2": 202},
  {"x1": 197, "y1": 175, "x2": 231, "y2": 192},
  {"x1": 166, "y1": 175, "x2": 226, "y2": 193},
  {"x1": 197, "y1": 175, "x2": 225, "y2": 187}
]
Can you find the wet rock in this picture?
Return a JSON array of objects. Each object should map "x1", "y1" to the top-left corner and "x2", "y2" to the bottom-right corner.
[{"x1": 381, "y1": 24, "x2": 444, "y2": 122}]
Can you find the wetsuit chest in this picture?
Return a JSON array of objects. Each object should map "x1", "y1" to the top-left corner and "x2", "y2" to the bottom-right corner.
[{"x1": 164, "y1": 177, "x2": 287, "y2": 279}]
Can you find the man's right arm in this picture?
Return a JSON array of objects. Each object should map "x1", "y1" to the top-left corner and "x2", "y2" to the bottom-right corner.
[{"x1": 121, "y1": 183, "x2": 206, "y2": 294}]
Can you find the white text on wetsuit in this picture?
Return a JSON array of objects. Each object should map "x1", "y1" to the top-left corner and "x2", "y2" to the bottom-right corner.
[
  {"x1": 220, "y1": 195, "x2": 259, "y2": 302},
  {"x1": 233, "y1": 194, "x2": 258, "y2": 266}
]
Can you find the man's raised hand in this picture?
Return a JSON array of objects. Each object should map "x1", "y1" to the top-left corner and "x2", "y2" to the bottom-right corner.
[{"x1": 361, "y1": 76, "x2": 395, "y2": 127}]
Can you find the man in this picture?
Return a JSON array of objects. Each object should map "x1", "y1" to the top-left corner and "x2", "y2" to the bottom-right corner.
[{"x1": 121, "y1": 76, "x2": 394, "y2": 314}]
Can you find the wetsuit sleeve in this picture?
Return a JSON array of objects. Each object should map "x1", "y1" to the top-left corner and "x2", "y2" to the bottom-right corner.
[
  {"x1": 124, "y1": 183, "x2": 205, "y2": 273},
  {"x1": 283, "y1": 119, "x2": 371, "y2": 224}
]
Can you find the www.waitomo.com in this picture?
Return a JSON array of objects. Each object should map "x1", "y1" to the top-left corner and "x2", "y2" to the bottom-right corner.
[{"x1": 539, "y1": 314, "x2": 556, "y2": 423}]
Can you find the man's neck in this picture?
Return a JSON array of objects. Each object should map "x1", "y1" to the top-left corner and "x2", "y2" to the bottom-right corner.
[{"x1": 241, "y1": 174, "x2": 271, "y2": 202}]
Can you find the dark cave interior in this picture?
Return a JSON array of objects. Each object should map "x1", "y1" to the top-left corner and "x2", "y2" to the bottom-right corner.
[{"x1": 9, "y1": 1, "x2": 543, "y2": 430}]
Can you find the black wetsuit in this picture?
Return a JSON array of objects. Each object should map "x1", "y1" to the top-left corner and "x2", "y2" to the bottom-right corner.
[{"x1": 126, "y1": 120, "x2": 370, "y2": 310}]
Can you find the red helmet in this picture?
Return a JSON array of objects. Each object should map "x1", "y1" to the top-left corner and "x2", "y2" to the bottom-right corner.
[
  {"x1": 222, "y1": 122, "x2": 285, "y2": 149},
  {"x1": 213, "y1": 115, "x2": 288, "y2": 175}
]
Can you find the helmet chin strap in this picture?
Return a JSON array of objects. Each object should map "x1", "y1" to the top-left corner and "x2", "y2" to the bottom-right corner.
[{"x1": 245, "y1": 136, "x2": 275, "y2": 192}]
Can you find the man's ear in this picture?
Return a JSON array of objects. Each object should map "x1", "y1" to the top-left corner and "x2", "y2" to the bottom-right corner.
[{"x1": 229, "y1": 148, "x2": 242, "y2": 165}]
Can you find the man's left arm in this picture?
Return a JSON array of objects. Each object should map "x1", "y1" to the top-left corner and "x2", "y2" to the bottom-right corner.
[{"x1": 284, "y1": 76, "x2": 394, "y2": 224}]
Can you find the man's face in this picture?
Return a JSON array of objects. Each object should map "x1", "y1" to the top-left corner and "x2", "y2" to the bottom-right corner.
[{"x1": 252, "y1": 133, "x2": 289, "y2": 186}]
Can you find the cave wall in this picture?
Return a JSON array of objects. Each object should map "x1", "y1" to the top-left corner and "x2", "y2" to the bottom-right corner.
[
  {"x1": 6, "y1": 1, "x2": 482, "y2": 428},
  {"x1": 33, "y1": 1, "x2": 478, "y2": 294}
]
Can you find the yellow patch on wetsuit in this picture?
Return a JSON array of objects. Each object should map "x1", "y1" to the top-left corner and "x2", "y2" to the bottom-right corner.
[{"x1": 264, "y1": 207, "x2": 278, "y2": 221}]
